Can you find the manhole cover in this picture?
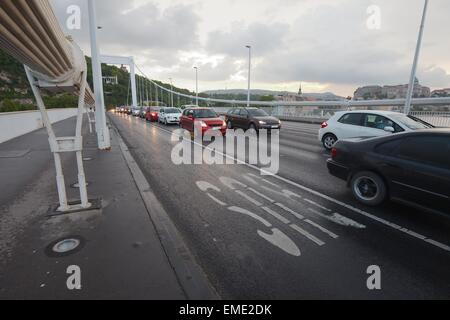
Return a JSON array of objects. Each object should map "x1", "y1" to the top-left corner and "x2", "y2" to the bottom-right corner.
[
  {"x1": 53, "y1": 239, "x2": 80, "y2": 253},
  {"x1": 45, "y1": 236, "x2": 85, "y2": 257}
]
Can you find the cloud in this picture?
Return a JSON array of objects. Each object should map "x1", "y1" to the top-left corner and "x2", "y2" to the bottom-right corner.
[{"x1": 48, "y1": 0, "x2": 450, "y2": 95}]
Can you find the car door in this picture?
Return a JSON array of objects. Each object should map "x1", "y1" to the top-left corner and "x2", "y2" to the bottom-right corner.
[
  {"x1": 361, "y1": 114, "x2": 402, "y2": 138},
  {"x1": 238, "y1": 109, "x2": 250, "y2": 129},
  {"x1": 379, "y1": 135, "x2": 450, "y2": 214},
  {"x1": 180, "y1": 109, "x2": 189, "y2": 129},
  {"x1": 159, "y1": 109, "x2": 165, "y2": 122},
  {"x1": 334, "y1": 113, "x2": 364, "y2": 139}
]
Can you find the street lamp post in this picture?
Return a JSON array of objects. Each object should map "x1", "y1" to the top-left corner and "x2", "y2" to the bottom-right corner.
[
  {"x1": 169, "y1": 78, "x2": 174, "y2": 108},
  {"x1": 404, "y1": 0, "x2": 429, "y2": 115},
  {"x1": 194, "y1": 67, "x2": 199, "y2": 106},
  {"x1": 246, "y1": 45, "x2": 252, "y2": 108},
  {"x1": 87, "y1": 0, "x2": 110, "y2": 150}
]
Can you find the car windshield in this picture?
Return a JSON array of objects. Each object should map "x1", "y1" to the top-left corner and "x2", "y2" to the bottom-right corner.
[
  {"x1": 389, "y1": 114, "x2": 434, "y2": 130},
  {"x1": 165, "y1": 108, "x2": 181, "y2": 114},
  {"x1": 194, "y1": 109, "x2": 218, "y2": 118},
  {"x1": 248, "y1": 109, "x2": 269, "y2": 117}
]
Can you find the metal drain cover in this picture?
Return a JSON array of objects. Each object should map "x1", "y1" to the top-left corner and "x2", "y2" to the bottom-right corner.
[
  {"x1": 53, "y1": 239, "x2": 80, "y2": 253},
  {"x1": 45, "y1": 236, "x2": 85, "y2": 257}
]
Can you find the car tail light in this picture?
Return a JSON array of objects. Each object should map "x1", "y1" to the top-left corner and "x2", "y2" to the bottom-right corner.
[
  {"x1": 331, "y1": 148, "x2": 338, "y2": 159},
  {"x1": 321, "y1": 122, "x2": 328, "y2": 129}
]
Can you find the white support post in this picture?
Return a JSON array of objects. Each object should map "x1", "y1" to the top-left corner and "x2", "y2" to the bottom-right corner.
[
  {"x1": 130, "y1": 62, "x2": 138, "y2": 107},
  {"x1": 88, "y1": 0, "x2": 111, "y2": 150},
  {"x1": 404, "y1": 0, "x2": 429, "y2": 115},
  {"x1": 25, "y1": 66, "x2": 92, "y2": 212}
]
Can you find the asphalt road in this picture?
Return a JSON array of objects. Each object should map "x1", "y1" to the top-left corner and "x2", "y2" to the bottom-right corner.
[{"x1": 110, "y1": 112, "x2": 450, "y2": 299}]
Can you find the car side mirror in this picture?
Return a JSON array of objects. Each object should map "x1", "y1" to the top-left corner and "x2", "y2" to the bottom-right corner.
[{"x1": 384, "y1": 126, "x2": 395, "y2": 133}]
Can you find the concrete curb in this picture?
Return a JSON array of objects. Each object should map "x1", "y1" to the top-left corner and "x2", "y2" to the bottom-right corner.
[{"x1": 111, "y1": 122, "x2": 219, "y2": 300}]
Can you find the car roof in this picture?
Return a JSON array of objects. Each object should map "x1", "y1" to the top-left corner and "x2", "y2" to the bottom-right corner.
[{"x1": 335, "y1": 110, "x2": 403, "y2": 116}]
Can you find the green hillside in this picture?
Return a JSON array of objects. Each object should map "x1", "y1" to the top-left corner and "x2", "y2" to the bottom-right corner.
[{"x1": 0, "y1": 49, "x2": 202, "y2": 113}]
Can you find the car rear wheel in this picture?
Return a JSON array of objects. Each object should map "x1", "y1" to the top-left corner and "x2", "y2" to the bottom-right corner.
[
  {"x1": 227, "y1": 121, "x2": 233, "y2": 129},
  {"x1": 322, "y1": 134, "x2": 337, "y2": 150},
  {"x1": 351, "y1": 171, "x2": 387, "y2": 206}
]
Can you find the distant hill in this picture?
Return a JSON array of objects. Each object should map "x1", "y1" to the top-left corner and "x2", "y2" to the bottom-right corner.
[
  {"x1": 203, "y1": 89, "x2": 346, "y2": 101},
  {"x1": 0, "y1": 49, "x2": 198, "y2": 113}
]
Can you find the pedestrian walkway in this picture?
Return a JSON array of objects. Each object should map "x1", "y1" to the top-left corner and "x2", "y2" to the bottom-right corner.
[{"x1": 0, "y1": 116, "x2": 213, "y2": 300}]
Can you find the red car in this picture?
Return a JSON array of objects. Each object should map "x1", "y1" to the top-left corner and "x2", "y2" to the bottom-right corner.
[
  {"x1": 145, "y1": 107, "x2": 160, "y2": 122},
  {"x1": 180, "y1": 108, "x2": 227, "y2": 136}
]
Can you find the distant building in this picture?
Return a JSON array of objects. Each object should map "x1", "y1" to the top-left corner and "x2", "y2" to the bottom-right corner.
[
  {"x1": 354, "y1": 78, "x2": 430, "y2": 100},
  {"x1": 354, "y1": 85, "x2": 382, "y2": 100},
  {"x1": 276, "y1": 83, "x2": 307, "y2": 102},
  {"x1": 431, "y1": 88, "x2": 450, "y2": 97}
]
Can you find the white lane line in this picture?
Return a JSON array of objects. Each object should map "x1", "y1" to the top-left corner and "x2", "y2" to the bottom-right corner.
[
  {"x1": 290, "y1": 224, "x2": 325, "y2": 246},
  {"x1": 308, "y1": 208, "x2": 366, "y2": 229},
  {"x1": 262, "y1": 206, "x2": 291, "y2": 224},
  {"x1": 147, "y1": 121, "x2": 450, "y2": 254},
  {"x1": 235, "y1": 190, "x2": 263, "y2": 206},
  {"x1": 248, "y1": 187, "x2": 276, "y2": 203},
  {"x1": 303, "y1": 199, "x2": 333, "y2": 212},
  {"x1": 275, "y1": 202, "x2": 305, "y2": 220},
  {"x1": 304, "y1": 219, "x2": 339, "y2": 239}
]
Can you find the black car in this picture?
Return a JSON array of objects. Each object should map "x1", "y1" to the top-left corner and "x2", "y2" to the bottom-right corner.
[
  {"x1": 225, "y1": 107, "x2": 281, "y2": 131},
  {"x1": 327, "y1": 129, "x2": 450, "y2": 215}
]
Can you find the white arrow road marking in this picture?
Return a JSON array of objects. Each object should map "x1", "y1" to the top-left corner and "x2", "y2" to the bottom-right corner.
[
  {"x1": 308, "y1": 208, "x2": 366, "y2": 229},
  {"x1": 195, "y1": 180, "x2": 301, "y2": 257},
  {"x1": 222, "y1": 176, "x2": 330, "y2": 246},
  {"x1": 257, "y1": 229, "x2": 301, "y2": 257},
  {"x1": 229, "y1": 207, "x2": 301, "y2": 257}
]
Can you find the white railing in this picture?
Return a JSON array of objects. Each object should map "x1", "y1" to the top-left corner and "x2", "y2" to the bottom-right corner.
[{"x1": 212, "y1": 105, "x2": 450, "y2": 127}]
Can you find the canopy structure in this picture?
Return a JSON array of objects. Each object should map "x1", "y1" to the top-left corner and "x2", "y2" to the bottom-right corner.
[{"x1": 0, "y1": 0, "x2": 95, "y2": 105}]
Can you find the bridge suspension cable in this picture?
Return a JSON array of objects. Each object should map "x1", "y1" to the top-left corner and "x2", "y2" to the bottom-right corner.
[{"x1": 134, "y1": 64, "x2": 450, "y2": 109}]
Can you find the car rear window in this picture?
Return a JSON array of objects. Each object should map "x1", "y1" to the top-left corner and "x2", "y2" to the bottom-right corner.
[
  {"x1": 338, "y1": 113, "x2": 363, "y2": 126},
  {"x1": 194, "y1": 109, "x2": 218, "y2": 118}
]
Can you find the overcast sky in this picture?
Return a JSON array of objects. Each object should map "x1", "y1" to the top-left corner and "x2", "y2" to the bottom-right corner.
[{"x1": 49, "y1": 0, "x2": 450, "y2": 96}]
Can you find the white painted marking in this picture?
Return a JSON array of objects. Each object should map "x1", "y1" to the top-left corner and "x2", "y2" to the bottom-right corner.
[
  {"x1": 207, "y1": 194, "x2": 227, "y2": 207},
  {"x1": 148, "y1": 121, "x2": 450, "y2": 254},
  {"x1": 258, "y1": 229, "x2": 301, "y2": 257},
  {"x1": 228, "y1": 206, "x2": 272, "y2": 228},
  {"x1": 262, "y1": 206, "x2": 291, "y2": 224},
  {"x1": 304, "y1": 219, "x2": 339, "y2": 239},
  {"x1": 275, "y1": 203, "x2": 305, "y2": 220},
  {"x1": 303, "y1": 198, "x2": 332, "y2": 212},
  {"x1": 290, "y1": 224, "x2": 325, "y2": 246},
  {"x1": 219, "y1": 176, "x2": 247, "y2": 191},
  {"x1": 248, "y1": 187, "x2": 276, "y2": 203},
  {"x1": 235, "y1": 190, "x2": 263, "y2": 206},
  {"x1": 308, "y1": 208, "x2": 366, "y2": 229}
]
